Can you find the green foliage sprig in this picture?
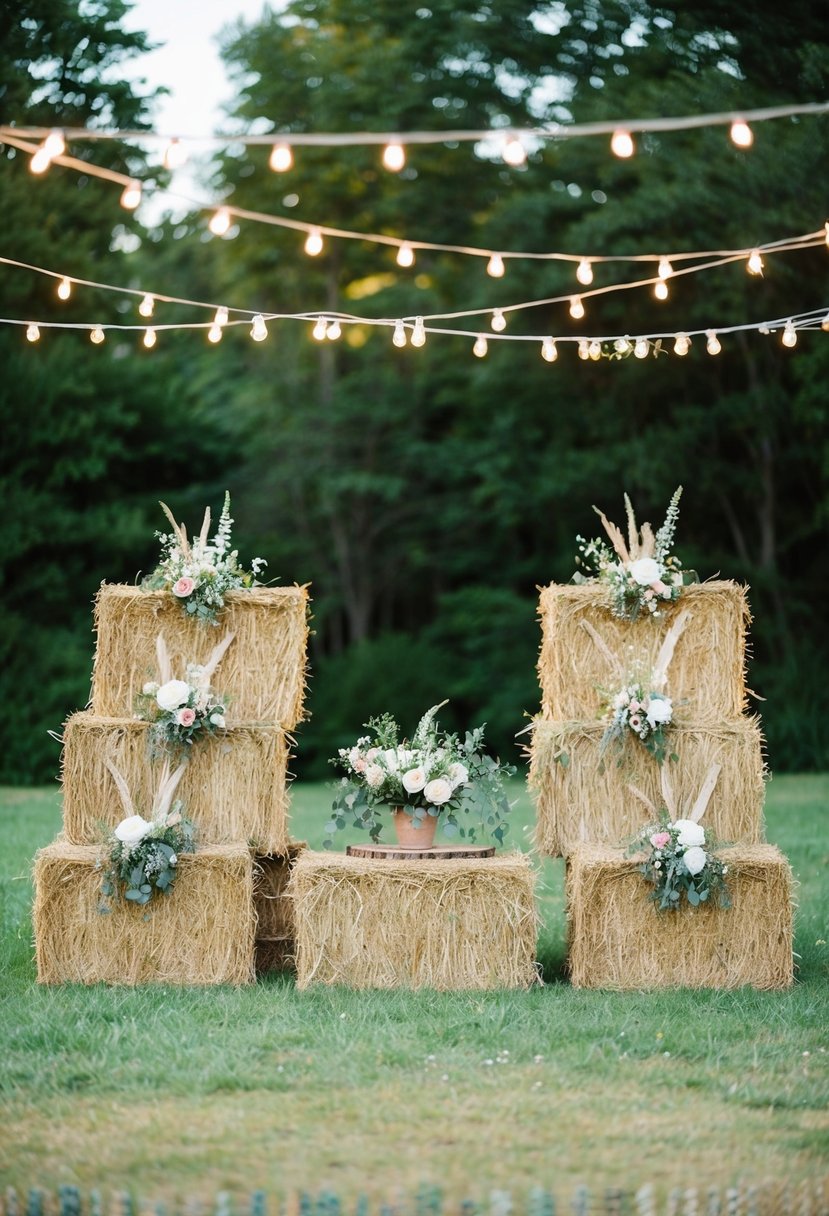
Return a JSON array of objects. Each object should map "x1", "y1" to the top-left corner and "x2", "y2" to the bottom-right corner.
[{"x1": 99, "y1": 805, "x2": 195, "y2": 910}]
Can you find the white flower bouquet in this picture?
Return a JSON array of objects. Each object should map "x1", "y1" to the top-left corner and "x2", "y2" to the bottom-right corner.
[
  {"x1": 325, "y1": 702, "x2": 515, "y2": 847},
  {"x1": 629, "y1": 814, "x2": 730, "y2": 911},
  {"x1": 141, "y1": 492, "x2": 267, "y2": 625},
  {"x1": 601, "y1": 681, "x2": 675, "y2": 764},
  {"x1": 134, "y1": 633, "x2": 233, "y2": 757},
  {"x1": 574, "y1": 486, "x2": 692, "y2": 620}
]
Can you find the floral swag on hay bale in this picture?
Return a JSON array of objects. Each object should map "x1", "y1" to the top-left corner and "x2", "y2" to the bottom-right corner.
[{"x1": 134, "y1": 632, "x2": 233, "y2": 757}]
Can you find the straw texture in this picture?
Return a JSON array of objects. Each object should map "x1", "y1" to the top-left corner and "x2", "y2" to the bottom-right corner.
[
  {"x1": 529, "y1": 718, "x2": 765, "y2": 857},
  {"x1": 290, "y1": 850, "x2": 539, "y2": 991},
  {"x1": 91, "y1": 584, "x2": 309, "y2": 727},
  {"x1": 537, "y1": 581, "x2": 750, "y2": 723},
  {"x1": 566, "y1": 843, "x2": 793, "y2": 990},
  {"x1": 61, "y1": 713, "x2": 293, "y2": 853},
  {"x1": 33, "y1": 842, "x2": 255, "y2": 986},
  {"x1": 254, "y1": 845, "x2": 304, "y2": 940}
]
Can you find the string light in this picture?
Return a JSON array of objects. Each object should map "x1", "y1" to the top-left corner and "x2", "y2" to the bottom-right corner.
[
  {"x1": 208, "y1": 207, "x2": 232, "y2": 236},
  {"x1": 26, "y1": 323, "x2": 40, "y2": 342},
  {"x1": 706, "y1": 330, "x2": 722, "y2": 355},
  {"x1": 502, "y1": 136, "x2": 527, "y2": 167},
  {"x1": 43, "y1": 130, "x2": 66, "y2": 159},
  {"x1": 312, "y1": 317, "x2": 328, "y2": 341},
  {"x1": 491, "y1": 309, "x2": 507, "y2": 332},
  {"x1": 541, "y1": 337, "x2": 557, "y2": 362},
  {"x1": 614, "y1": 338, "x2": 632, "y2": 355},
  {"x1": 382, "y1": 142, "x2": 406, "y2": 172},
  {"x1": 250, "y1": 314, "x2": 268, "y2": 342},
  {"x1": 304, "y1": 228, "x2": 324, "y2": 256},
  {"x1": 207, "y1": 324, "x2": 223, "y2": 343},
  {"x1": 486, "y1": 253, "x2": 505, "y2": 278},
  {"x1": 653, "y1": 280, "x2": 669, "y2": 301},
  {"x1": 576, "y1": 259, "x2": 594, "y2": 286},
  {"x1": 30, "y1": 146, "x2": 52, "y2": 174},
  {"x1": 214, "y1": 306, "x2": 229, "y2": 327},
  {"x1": 90, "y1": 325, "x2": 105, "y2": 344},
  {"x1": 411, "y1": 317, "x2": 426, "y2": 347},
  {"x1": 782, "y1": 320, "x2": 797, "y2": 348},
  {"x1": 326, "y1": 320, "x2": 341, "y2": 340},
  {"x1": 396, "y1": 242, "x2": 415, "y2": 268},
  {"x1": 730, "y1": 120, "x2": 753, "y2": 148},
  {"x1": 747, "y1": 250, "x2": 764, "y2": 275},
  {"x1": 673, "y1": 333, "x2": 690, "y2": 356},
  {"x1": 610, "y1": 129, "x2": 635, "y2": 158},
  {"x1": 825, "y1": 222, "x2": 829, "y2": 249},
  {"x1": 577, "y1": 340, "x2": 590, "y2": 360},
  {"x1": 658, "y1": 257, "x2": 673, "y2": 279},
  {"x1": 569, "y1": 296, "x2": 585, "y2": 320},
  {"x1": 143, "y1": 327, "x2": 157, "y2": 349},
  {"x1": 634, "y1": 337, "x2": 649, "y2": 359},
  {"x1": 269, "y1": 142, "x2": 294, "y2": 172},
  {"x1": 163, "y1": 138, "x2": 187, "y2": 169},
  {"x1": 588, "y1": 340, "x2": 602, "y2": 361},
  {"x1": 822, "y1": 312, "x2": 829, "y2": 332},
  {"x1": 119, "y1": 179, "x2": 142, "y2": 210},
  {"x1": 57, "y1": 276, "x2": 72, "y2": 300},
  {"x1": 473, "y1": 335, "x2": 488, "y2": 358},
  {"x1": 392, "y1": 319, "x2": 407, "y2": 347}
]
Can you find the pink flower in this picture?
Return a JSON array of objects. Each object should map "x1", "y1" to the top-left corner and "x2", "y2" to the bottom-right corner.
[
  {"x1": 628, "y1": 700, "x2": 641, "y2": 713},
  {"x1": 177, "y1": 707, "x2": 196, "y2": 727},
  {"x1": 650, "y1": 831, "x2": 671, "y2": 849},
  {"x1": 172, "y1": 577, "x2": 195, "y2": 598},
  {"x1": 652, "y1": 579, "x2": 670, "y2": 597}
]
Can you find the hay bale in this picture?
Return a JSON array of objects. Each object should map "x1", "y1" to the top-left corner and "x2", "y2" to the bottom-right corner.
[
  {"x1": 290, "y1": 850, "x2": 538, "y2": 991},
  {"x1": 61, "y1": 712, "x2": 293, "y2": 853},
  {"x1": 253, "y1": 844, "x2": 304, "y2": 939},
  {"x1": 566, "y1": 842, "x2": 793, "y2": 990},
  {"x1": 537, "y1": 581, "x2": 750, "y2": 722},
  {"x1": 33, "y1": 841, "x2": 255, "y2": 986},
  {"x1": 529, "y1": 717, "x2": 765, "y2": 857},
  {"x1": 255, "y1": 936, "x2": 295, "y2": 975},
  {"x1": 91, "y1": 584, "x2": 309, "y2": 727}
]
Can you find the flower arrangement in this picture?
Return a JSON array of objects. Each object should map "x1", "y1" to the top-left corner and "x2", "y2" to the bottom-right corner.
[
  {"x1": 324, "y1": 702, "x2": 515, "y2": 847},
  {"x1": 574, "y1": 486, "x2": 691, "y2": 620},
  {"x1": 629, "y1": 813, "x2": 731, "y2": 911},
  {"x1": 141, "y1": 492, "x2": 267, "y2": 625},
  {"x1": 99, "y1": 760, "x2": 195, "y2": 910},
  {"x1": 134, "y1": 633, "x2": 233, "y2": 757},
  {"x1": 601, "y1": 681, "x2": 675, "y2": 764}
]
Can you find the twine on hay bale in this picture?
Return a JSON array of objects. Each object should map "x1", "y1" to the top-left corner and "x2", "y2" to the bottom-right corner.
[
  {"x1": 566, "y1": 842, "x2": 793, "y2": 990},
  {"x1": 91, "y1": 584, "x2": 309, "y2": 727},
  {"x1": 289, "y1": 850, "x2": 539, "y2": 991},
  {"x1": 60, "y1": 712, "x2": 293, "y2": 853},
  {"x1": 33, "y1": 842, "x2": 255, "y2": 986},
  {"x1": 528, "y1": 717, "x2": 765, "y2": 858},
  {"x1": 537, "y1": 581, "x2": 750, "y2": 723}
]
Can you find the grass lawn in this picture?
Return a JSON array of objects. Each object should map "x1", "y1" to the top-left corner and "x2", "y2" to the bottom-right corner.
[{"x1": 1, "y1": 775, "x2": 827, "y2": 1203}]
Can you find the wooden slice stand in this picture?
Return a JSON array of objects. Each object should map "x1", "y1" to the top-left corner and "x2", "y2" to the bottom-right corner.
[{"x1": 346, "y1": 843, "x2": 495, "y2": 861}]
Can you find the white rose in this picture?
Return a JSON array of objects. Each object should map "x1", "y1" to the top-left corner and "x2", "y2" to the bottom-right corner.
[
  {"x1": 383, "y1": 748, "x2": 400, "y2": 773},
  {"x1": 448, "y1": 762, "x2": 469, "y2": 788},
  {"x1": 673, "y1": 819, "x2": 706, "y2": 848},
  {"x1": 113, "y1": 814, "x2": 152, "y2": 846},
  {"x1": 209, "y1": 712, "x2": 226, "y2": 728},
  {"x1": 683, "y1": 845, "x2": 707, "y2": 876},
  {"x1": 156, "y1": 679, "x2": 191, "y2": 711},
  {"x1": 424, "y1": 778, "x2": 452, "y2": 806},
  {"x1": 629, "y1": 557, "x2": 661, "y2": 586},
  {"x1": 402, "y1": 767, "x2": 427, "y2": 794},
  {"x1": 646, "y1": 696, "x2": 673, "y2": 728},
  {"x1": 365, "y1": 764, "x2": 384, "y2": 789},
  {"x1": 142, "y1": 681, "x2": 159, "y2": 696}
]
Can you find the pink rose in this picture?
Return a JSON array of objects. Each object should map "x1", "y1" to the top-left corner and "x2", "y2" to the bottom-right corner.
[
  {"x1": 177, "y1": 707, "x2": 196, "y2": 727},
  {"x1": 628, "y1": 700, "x2": 641, "y2": 713},
  {"x1": 652, "y1": 579, "x2": 670, "y2": 597},
  {"x1": 650, "y1": 831, "x2": 671, "y2": 849},
  {"x1": 172, "y1": 577, "x2": 195, "y2": 597}
]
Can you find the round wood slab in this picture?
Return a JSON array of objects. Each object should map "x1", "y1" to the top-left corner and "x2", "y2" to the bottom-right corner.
[{"x1": 346, "y1": 843, "x2": 496, "y2": 860}]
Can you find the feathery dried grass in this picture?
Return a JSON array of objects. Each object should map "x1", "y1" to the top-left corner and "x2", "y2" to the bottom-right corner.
[
  {"x1": 33, "y1": 842, "x2": 255, "y2": 986},
  {"x1": 537, "y1": 581, "x2": 750, "y2": 723},
  {"x1": 566, "y1": 843, "x2": 793, "y2": 990},
  {"x1": 529, "y1": 718, "x2": 765, "y2": 857},
  {"x1": 61, "y1": 713, "x2": 293, "y2": 853},
  {"x1": 91, "y1": 585, "x2": 309, "y2": 727},
  {"x1": 290, "y1": 851, "x2": 539, "y2": 991}
]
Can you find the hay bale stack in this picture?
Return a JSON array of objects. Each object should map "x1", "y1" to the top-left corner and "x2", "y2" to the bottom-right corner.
[
  {"x1": 290, "y1": 850, "x2": 538, "y2": 991},
  {"x1": 61, "y1": 712, "x2": 293, "y2": 853},
  {"x1": 529, "y1": 718, "x2": 765, "y2": 857},
  {"x1": 33, "y1": 842, "x2": 255, "y2": 986},
  {"x1": 254, "y1": 844, "x2": 304, "y2": 974},
  {"x1": 566, "y1": 843, "x2": 793, "y2": 990},
  {"x1": 91, "y1": 584, "x2": 309, "y2": 727},
  {"x1": 537, "y1": 581, "x2": 749, "y2": 723}
]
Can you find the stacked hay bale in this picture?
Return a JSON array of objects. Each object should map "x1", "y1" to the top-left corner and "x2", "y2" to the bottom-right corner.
[
  {"x1": 529, "y1": 579, "x2": 794, "y2": 990},
  {"x1": 34, "y1": 584, "x2": 309, "y2": 985}
]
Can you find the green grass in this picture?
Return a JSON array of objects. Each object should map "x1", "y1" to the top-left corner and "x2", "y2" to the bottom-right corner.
[{"x1": 1, "y1": 777, "x2": 828, "y2": 1201}]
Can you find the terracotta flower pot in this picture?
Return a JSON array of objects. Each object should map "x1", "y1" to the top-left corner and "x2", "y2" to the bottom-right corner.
[{"x1": 392, "y1": 808, "x2": 438, "y2": 848}]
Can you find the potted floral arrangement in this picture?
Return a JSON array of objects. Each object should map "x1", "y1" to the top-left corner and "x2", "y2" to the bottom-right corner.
[{"x1": 324, "y1": 702, "x2": 515, "y2": 849}]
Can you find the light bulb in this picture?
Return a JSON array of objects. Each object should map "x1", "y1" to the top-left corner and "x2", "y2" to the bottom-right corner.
[
  {"x1": 730, "y1": 120, "x2": 753, "y2": 149},
  {"x1": 541, "y1": 337, "x2": 557, "y2": 362},
  {"x1": 57, "y1": 276, "x2": 71, "y2": 301},
  {"x1": 673, "y1": 333, "x2": 690, "y2": 356},
  {"x1": 251, "y1": 314, "x2": 268, "y2": 342},
  {"x1": 120, "y1": 180, "x2": 142, "y2": 210},
  {"x1": 138, "y1": 293, "x2": 154, "y2": 318},
  {"x1": 214, "y1": 306, "x2": 229, "y2": 328},
  {"x1": 143, "y1": 328, "x2": 157, "y2": 349},
  {"x1": 706, "y1": 330, "x2": 721, "y2": 356},
  {"x1": 502, "y1": 135, "x2": 527, "y2": 167},
  {"x1": 576, "y1": 259, "x2": 594, "y2": 286},
  {"x1": 269, "y1": 142, "x2": 294, "y2": 172},
  {"x1": 326, "y1": 320, "x2": 342, "y2": 340},
  {"x1": 396, "y1": 242, "x2": 415, "y2": 268},
  {"x1": 312, "y1": 317, "x2": 328, "y2": 341},
  {"x1": 610, "y1": 129, "x2": 635, "y2": 158},
  {"x1": 304, "y1": 228, "x2": 324, "y2": 256},
  {"x1": 634, "y1": 338, "x2": 649, "y2": 359},
  {"x1": 486, "y1": 253, "x2": 505, "y2": 278},
  {"x1": 90, "y1": 326, "x2": 105, "y2": 345},
  {"x1": 747, "y1": 250, "x2": 764, "y2": 276},
  {"x1": 653, "y1": 280, "x2": 669, "y2": 301},
  {"x1": 657, "y1": 257, "x2": 673, "y2": 280},
  {"x1": 782, "y1": 321, "x2": 797, "y2": 348},
  {"x1": 473, "y1": 335, "x2": 488, "y2": 358},
  {"x1": 491, "y1": 309, "x2": 507, "y2": 333},
  {"x1": 411, "y1": 317, "x2": 426, "y2": 348},
  {"x1": 822, "y1": 312, "x2": 829, "y2": 332},
  {"x1": 44, "y1": 130, "x2": 65, "y2": 159},
  {"x1": 26, "y1": 323, "x2": 40, "y2": 342},
  {"x1": 209, "y1": 207, "x2": 232, "y2": 236},
  {"x1": 392, "y1": 320, "x2": 407, "y2": 348},
  {"x1": 614, "y1": 338, "x2": 632, "y2": 355},
  {"x1": 825, "y1": 222, "x2": 829, "y2": 250},
  {"x1": 163, "y1": 138, "x2": 187, "y2": 170},
  {"x1": 30, "y1": 147, "x2": 51, "y2": 174},
  {"x1": 382, "y1": 142, "x2": 406, "y2": 172},
  {"x1": 207, "y1": 324, "x2": 223, "y2": 344},
  {"x1": 588, "y1": 340, "x2": 602, "y2": 361},
  {"x1": 569, "y1": 296, "x2": 585, "y2": 320}
]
